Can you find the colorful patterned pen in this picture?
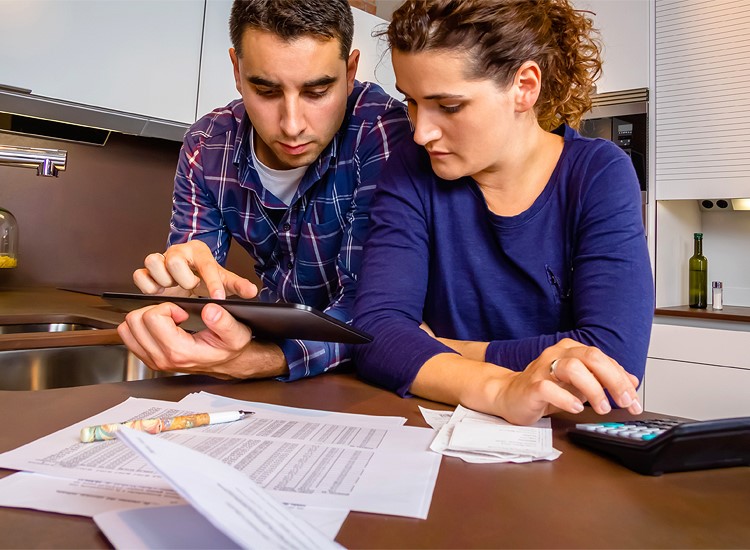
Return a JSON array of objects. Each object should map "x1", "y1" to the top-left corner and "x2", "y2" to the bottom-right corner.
[{"x1": 80, "y1": 410, "x2": 253, "y2": 443}]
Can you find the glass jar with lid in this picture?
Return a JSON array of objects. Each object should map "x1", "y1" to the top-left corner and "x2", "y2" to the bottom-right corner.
[{"x1": 0, "y1": 207, "x2": 18, "y2": 268}]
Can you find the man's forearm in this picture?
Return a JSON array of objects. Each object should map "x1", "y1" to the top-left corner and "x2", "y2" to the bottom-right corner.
[{"x1": 236, "y1": 340, "x2": 289, "y2": 379}]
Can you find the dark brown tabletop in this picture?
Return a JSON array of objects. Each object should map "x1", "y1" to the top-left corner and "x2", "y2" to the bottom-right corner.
[{"x1": 1, "y1": 372, "x2": 749, "y2": 549}]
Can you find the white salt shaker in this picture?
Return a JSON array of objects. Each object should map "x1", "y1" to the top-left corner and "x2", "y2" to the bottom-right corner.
[{"x1": 712, "y1": 281, "x2": 723, "y2": 310}]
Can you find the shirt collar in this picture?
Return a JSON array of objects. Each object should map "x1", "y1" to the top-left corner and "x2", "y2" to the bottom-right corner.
[{"x1": 231, "y1": 104, "x2": 344, "y2": 201}]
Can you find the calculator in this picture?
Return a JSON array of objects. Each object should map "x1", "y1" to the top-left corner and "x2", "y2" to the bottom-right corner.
[{"x1": 567, "y1": 417, "x2": 750, "y2": 476}]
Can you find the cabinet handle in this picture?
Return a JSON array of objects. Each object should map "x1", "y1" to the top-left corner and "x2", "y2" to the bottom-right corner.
[{"x1": 0, "y1": 83, "x2": 32, "y2": 94}]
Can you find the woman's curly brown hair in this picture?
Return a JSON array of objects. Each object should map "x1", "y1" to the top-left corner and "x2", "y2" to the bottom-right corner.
[{"x1": 385, "y1": 0, "x2": 602, "y2": 131}]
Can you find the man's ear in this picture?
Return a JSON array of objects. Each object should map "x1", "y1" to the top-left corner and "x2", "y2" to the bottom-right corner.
[
  {"x1": 346, "y1": 49, "x2": 361, "y2": 95},
  {"x1": 229, "y1": 47, "x2": 242, "y2": 95},
  {"x1": 513, "y1": 61, "x2": 542, "y2": 113}
]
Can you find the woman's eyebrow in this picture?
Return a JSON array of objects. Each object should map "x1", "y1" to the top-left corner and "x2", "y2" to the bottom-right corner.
[{"x1": 424, "y1": 93, "x2": 465, "y2": 100}]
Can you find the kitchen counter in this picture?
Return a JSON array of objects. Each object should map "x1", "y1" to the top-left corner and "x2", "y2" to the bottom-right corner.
[
  {"x1": 0, "y1": 287, "x2": 127, "y2": 351},
  {"x1": 1, "y1": 373, "x2": 750, "y2": 549},
  {"x1": 0, "y1": 287, "x2": 206, "y2": 351}
]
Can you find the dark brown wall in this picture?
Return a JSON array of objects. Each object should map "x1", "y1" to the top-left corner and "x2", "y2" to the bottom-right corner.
[{"x1": 0, "y1": 131, "x2": 257, "y2": 291}]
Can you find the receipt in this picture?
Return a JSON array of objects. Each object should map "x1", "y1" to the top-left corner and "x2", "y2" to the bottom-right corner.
[{"x1": 422, "y1": 405, "x2": 561, "y2": 464}]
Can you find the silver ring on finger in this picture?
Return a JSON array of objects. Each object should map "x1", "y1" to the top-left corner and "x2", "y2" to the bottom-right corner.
[{"x1": 550, "y1": 359, "x2": 560, "y2": 381}]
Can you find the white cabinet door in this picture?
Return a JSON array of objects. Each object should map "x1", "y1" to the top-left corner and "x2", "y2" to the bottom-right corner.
[
  {"x1": 654, "y1": 0, "x2": 750, "y2": 201},
  {"x1": 573, "y1": 0, "x2": 650, "y2": 93},
  {"x1": 0, "y1": 0, "x2": 204, "y2": 124},
  {"x1": 649, "y1": 323, "x2": 750, "y2": 369},
  {"x1": 645, "y1": 323, "x2": 750, "y2": 419},
  {"x1": 196, "y1": 0, "x2": 237, "y2": 118},
  {"x1": 645, "y1": 358, "x2": 750, "y2": 420},
  {"x1": 196, "y1": 3, "x2": 398, "y2": 119}
]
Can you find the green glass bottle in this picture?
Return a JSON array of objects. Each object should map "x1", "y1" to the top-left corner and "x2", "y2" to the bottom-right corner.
[{"x1": 689, "y1": 232, "x2": 707, "y2": 308}]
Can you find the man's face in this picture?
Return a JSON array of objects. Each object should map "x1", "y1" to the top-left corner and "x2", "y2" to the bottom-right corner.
[{"x1": 230, "y1": 29, "x2": 359, "y2": 170}]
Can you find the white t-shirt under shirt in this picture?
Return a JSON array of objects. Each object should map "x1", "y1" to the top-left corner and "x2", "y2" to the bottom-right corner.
[{"x1": 251, "y1": 128, "x2": 307, "y2": 206}]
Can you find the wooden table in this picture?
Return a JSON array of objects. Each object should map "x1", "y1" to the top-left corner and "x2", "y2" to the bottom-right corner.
[{"x1": 1, "y1": 372, "x2": 749, "y2": 549}]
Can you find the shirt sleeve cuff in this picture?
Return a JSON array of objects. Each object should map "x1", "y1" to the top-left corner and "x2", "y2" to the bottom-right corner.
[{"x1": 275, "y1": 338, "x2": 347, "y2": 382}]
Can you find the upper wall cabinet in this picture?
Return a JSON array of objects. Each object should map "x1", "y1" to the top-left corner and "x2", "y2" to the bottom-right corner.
[
  {"x1": 196, "y1": 3, "x2": 397, "y2": 118},
  {"x1": 573, "y1": 0, "x2": 650, "y2": 94},
  {"x1": 0, "y1": 0, "x2": 204, "y2": 124},
  {"x1": 654, "y1": 0, "x2": 750, "y2": 200},
  {"x1": 196, "y1": 0, "x2": 237, "y2": 119}
]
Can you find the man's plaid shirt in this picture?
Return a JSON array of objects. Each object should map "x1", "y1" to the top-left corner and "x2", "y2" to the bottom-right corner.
[{"x1": 168, "y1": 81, "x2": 410, "y2": 380}]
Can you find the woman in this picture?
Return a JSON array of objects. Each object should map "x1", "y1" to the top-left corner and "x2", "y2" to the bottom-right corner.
[{"x1": 352, "y1": 0, "x2": 654, "y2": 425}]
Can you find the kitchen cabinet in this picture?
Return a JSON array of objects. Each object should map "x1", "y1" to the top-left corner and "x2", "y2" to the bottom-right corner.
[
  {"x1": 654, "y1": 0, "x2": 750, "y2": 201},
  {"x1": 642, "y1": 0, "x2": 750, "y2": 423},
  {"x1": 196, "y1": 0, "x2": 237, "y2": 119},
  {"x1": 644, "y1": 323, "x2": 750, "y2": 420},
  {"x1": 196, "y1": 2, "x2": 397, "y2": 118},
  {"x1": 0, "y1": 0, "x2": 205, "y2": 124},
  {"x1": 0, "y1": 2, "x2": 394, "y2": 139},
  {"x1": 573, "y1": 0, "x2": 650, "y2": 94},
  {"x1": 651, "y1": 0, "x2": 750, "y2": 312}
]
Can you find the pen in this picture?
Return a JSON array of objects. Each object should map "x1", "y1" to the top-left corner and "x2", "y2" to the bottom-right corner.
[{"x1": 80, "y1": 410, "x2": 254, "y2": 443}]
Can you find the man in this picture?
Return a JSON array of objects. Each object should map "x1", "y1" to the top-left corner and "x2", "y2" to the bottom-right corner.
[{"x1": 117, "y1": 0, "x2": 409, "y2": 381}]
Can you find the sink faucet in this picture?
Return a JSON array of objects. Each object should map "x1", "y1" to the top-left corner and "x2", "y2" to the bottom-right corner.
[{"x1": 0, "y1": 144, "x2": 67, "y2": 176}]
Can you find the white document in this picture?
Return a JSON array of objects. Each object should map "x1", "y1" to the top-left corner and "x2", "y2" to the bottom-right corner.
[
  {"x1": 95, "y1": 504, "x2": 241, "y2": 550},
  {"x1": 0, "y1": 471, "x2": 183, "y2": 516},
  {"x1": 181, "y1": 391, "x2": 407, "y2": 427},
  {"x1": 0, "y1": 471, "x2": 348, "y2": 540},
  {"x1": 418, "y1": 406, "x2": 454, "y2": 431},
  {"x1": 94, "y1": 503, "x2": 348, "y2": 550},
  {"x1": 449, "y1": 420, "x2": 555, "y2": 458},
  {"x1": 425, "y1": 405, "x2": 561, "y2": 463},
  {"x1": 116, "y1": 426, "x2": 341, "y2": 550},
  {"x1": 0, "y1": 395, "x2": 440, "y2": 519}
]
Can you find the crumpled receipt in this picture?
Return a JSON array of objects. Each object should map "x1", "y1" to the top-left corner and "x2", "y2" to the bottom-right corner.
[{"x1": 420, "y1": 405, "x2": 561, "y2": 464}]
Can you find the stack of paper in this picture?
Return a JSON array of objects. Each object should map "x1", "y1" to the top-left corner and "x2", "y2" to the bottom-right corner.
[
  {"x1": 0, "y1": 392, "x2": 442, "y2": 548},
  {"x1": 420, "y1": 405, "x2": 561, "y2": 464}
]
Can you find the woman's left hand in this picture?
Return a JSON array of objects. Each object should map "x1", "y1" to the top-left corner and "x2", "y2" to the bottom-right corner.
[{"x1": 497, "y1": 338, "x2": 642, "y2": 425}]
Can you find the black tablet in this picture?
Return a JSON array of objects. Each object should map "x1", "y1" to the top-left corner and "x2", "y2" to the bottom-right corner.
[{"x1": 101, "y1": 292, "x2": 372, "y2": 344}]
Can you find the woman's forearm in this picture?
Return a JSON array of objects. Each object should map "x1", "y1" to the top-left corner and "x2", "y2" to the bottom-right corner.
[{"x1": 410, "y1": 353, "x2": 511, "y2": 414}]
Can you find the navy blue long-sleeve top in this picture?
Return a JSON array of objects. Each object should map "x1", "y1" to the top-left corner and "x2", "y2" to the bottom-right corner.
[{"x1": 353, "y1": 125, "x2": 654, "y2": 397}]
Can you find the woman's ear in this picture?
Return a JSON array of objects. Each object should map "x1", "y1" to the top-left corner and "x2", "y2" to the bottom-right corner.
[{"x1": 513, "y1": 61, "x2": 542, "y2": 113}]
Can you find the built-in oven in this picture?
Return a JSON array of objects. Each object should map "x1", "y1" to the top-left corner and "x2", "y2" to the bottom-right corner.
[{"x1": 579, "y1": 88, "x2": 648, "y2": 230}]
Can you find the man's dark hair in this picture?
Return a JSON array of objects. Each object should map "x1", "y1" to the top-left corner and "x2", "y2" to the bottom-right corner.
[{"x1": 229, "y1": 0, "x2": 354, "y2": 60}]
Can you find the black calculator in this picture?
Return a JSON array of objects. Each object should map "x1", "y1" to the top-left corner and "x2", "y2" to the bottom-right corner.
[{"x1": 567, "y1": 417, "x2": 750, "y2": 476}]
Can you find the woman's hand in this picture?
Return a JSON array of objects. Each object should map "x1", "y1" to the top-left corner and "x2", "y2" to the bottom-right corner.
[{"x1": 494, "y1": 338, "x2": 642, "y2": 425}]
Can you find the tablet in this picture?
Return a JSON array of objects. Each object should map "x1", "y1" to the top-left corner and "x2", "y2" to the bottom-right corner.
[{"x1": 101, "y1": 292, "x2": 372, "y2": 344}]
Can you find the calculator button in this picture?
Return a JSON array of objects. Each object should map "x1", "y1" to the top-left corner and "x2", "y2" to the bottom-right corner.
[
  {"x1": 641, "y1": 433, "x2": 659, "y2": 441},
  {"x1": 575, "y1": 424, "x2": 599, "y2": 431}
]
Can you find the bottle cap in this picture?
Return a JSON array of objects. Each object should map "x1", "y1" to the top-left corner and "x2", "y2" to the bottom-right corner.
[
  {"x1": 694, "y1": 232, "x2": 703, "y2": 239},
  {"x1": 712, "y1": 281, "x2": 723, "y2": 288}
]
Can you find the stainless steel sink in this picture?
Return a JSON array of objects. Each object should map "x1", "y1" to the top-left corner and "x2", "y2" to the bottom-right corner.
[
  {"x1": 0, "y1": 322, "x2": 106, "y2": 335},
  {"x1": 0, "y1": 345, "x2": 171, "y2": 391},
  {"x1": 0, "y1": 314, "x2": 119, "y2": 334}
]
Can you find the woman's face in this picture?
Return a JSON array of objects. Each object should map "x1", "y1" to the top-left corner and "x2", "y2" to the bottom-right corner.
[{"x1": 392, "y1": 48, "x2": 517, "y2": 182}]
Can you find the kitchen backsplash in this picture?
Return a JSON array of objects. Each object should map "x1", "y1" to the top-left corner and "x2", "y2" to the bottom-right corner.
[{"x1": 0, "y1": 131, "x2": 258, "y2": 290}]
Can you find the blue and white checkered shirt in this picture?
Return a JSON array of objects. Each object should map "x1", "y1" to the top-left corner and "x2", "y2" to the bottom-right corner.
[{"x1": 168, "y1": 81, "x2": 410, "y2": 380}]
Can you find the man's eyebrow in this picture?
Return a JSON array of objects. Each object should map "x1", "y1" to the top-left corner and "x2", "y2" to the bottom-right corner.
[
  {"x1": 248, "y1": 76, "x2": 280, "y2": 88},
  {"x1": 246, "y1": 76, "x2": 338, "y2": 88},
  {"x1": 302, "y1": 76, "x2": 337, "y2": 88}
]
